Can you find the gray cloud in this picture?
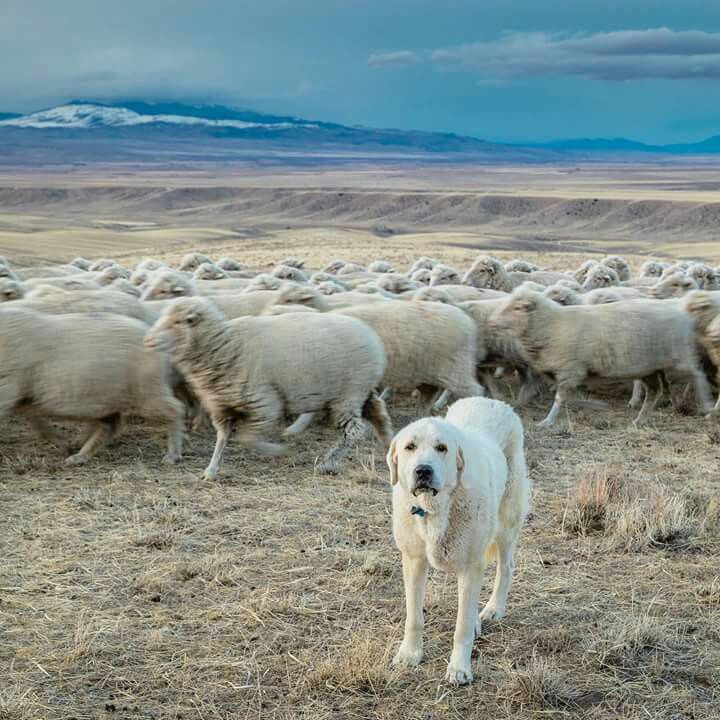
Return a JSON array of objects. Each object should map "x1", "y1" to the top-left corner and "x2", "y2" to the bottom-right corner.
[
  {"x1": 431, "y1": 28, "x2": 720, "y2": 80},
  {"x1": 368, "y1": 50, "x2": 419, "y2": 68}
]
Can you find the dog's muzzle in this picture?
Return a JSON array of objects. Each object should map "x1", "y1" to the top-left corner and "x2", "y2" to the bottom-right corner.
[{"x1": 412, "y1": 464, "x2": 437, "y2": 496}]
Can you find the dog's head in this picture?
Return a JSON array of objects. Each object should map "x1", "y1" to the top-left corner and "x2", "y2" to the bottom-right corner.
[{"x1": 386, "y1": 418, "x2": 465, "y2": 497}]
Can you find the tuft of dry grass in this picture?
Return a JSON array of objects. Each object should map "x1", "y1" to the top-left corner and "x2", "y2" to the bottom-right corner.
[
  {"x1": 563, "y1": 464, "x2": 709, "y2": 551},
  {"x1": 500, "y1": 655, "x2": 583, "y2": 711}
]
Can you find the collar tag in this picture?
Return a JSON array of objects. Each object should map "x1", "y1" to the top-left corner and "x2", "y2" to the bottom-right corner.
[{"x1": 410, "y1": 505, "x2": 427, "y2": 518}]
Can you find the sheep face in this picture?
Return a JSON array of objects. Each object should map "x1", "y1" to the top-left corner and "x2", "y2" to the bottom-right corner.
[
  {"x1": 0, "y1": 279, "x2": 24, "y2": 301},
  {"x1": 141, "y1": 273, "x2": 193, "y2": 301},
  {"x1": 272, "y1": 265, "x2": 308, "y2": 283},
  {"x1": 488, "y1": 291, "x2": 542, "y2": 334},
  {"x1": 639, "y1": 260, "x2": 669, "y2": 278},
  {"x1": 98, "y1": 266, "x2": 129, "y2": 285},
  {"x1": 410, "y1": 269, "x2": 432, "y2": 285},
  {"x1": 463, "y1": 258, "x2": 505, "y2": 290},
  {"x1": 194, "y1": 263, "x2": 228, "y2": 280},
  {"x1": 650, "y1": 273, "x2": 698, "y2": 299},
  {"x1": 130, "y1": 270, "x2": 149, "y2": 287},
  {"x1": 582, "y1": 265, "x2": 620, "y2": 291},
  {"x1": 429, "y1": 265, "x2": 461, "y2": 286},
  {"x1": 145, "y1": 297, "x2": 220, "y2": 354},
  {"x1": 574, "y1": 260, "x2": 599, "y2": 283},
  {"x1": 322, "y1": 259, "x2": 347, "y2": 274},
  {"x1": 601, "y1": 255, "x2": 631, "y2": 282},
  {"x1": 135, "y1": 259, "x2": 165, "y2": 272},
  {"x1": 544, "y1": 284, "x2": 580, "y2": 306},
  {"x1": 179, "y1": 253, "x2": 212, "y2": 272}
]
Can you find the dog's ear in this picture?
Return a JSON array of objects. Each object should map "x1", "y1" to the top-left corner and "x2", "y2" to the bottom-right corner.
[
  {"x1": 386, "y1": 437, "x2": 399, "y2": 485},
  {"x1": 456, "y1": 445, "x2": 466, "y2": 485}
]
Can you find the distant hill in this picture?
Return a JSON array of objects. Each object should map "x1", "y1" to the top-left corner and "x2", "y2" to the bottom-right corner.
[{"x1": 1, "y1": 100, "x2": 719, "y2": 167}]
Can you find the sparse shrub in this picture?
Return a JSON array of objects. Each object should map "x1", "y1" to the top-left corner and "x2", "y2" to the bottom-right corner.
[{"x1": 562, "y1": 464, "x2": 626, "y2": 535}]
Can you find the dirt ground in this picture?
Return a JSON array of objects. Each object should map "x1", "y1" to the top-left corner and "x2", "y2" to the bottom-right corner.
[{"x1": 1, "y1": 170, "x2": 720, "y2": 719}]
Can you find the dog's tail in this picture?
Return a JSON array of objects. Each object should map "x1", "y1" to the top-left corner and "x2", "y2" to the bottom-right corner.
[{"x1": 362, "y1": 390, "x2": 393, "y2": 445}]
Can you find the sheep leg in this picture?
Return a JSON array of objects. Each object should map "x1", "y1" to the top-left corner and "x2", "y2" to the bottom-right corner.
[
  {"x1": 479, "y1": 371, "x2": 503, "y2": 400},
  {"x1": 284, "y1": 412, "x2": 315, "y2": 437},
  {"x1": 362, "y1": 390, "x2": 393, "y2": 445},
  {"x1": 633, "y1": 375, "x2": 662, "y2": 427},
  {"x1": 203, "y1": 418, "x2": 235, "y2": 481},
  {"x1": 516, "y1": 369, "x2": 542, "y2": 407},
  {"x1": 318, "y1": 413, "x2": 365, "y2": 475},
  {"x1": 415, "y1": 384, "x2": 443, "y2": 414},
  {"x1": 538, "y1": 383, "x2": 575, "y2": 427},
  {"x1": 432, "y1": 389, "x2": 452, "y2": 412},
  {"x1": 447, "y1": 376, "x2": 485, "y2": 402},
  {"x1": 26, "y1": 416, "x2": 70, "y2": 452},
  {"x1": 628, "y1": 380, "x2": 644, "y2": 409},
  {"x1": 65, "y1": 416, "x2": 120, "y2": 465}
]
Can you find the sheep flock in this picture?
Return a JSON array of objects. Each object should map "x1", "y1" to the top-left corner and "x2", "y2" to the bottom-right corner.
[{"x1": 2, "y1": 250, "x2": 720, "y2": 478}]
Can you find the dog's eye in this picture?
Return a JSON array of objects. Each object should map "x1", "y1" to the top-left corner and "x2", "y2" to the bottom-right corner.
[
  {"x1": 405, "y1": 442, "x2": 416, "y2": 452},
  {"x1": 435, "y1": 443, "x2": 448, "y2": 453}
]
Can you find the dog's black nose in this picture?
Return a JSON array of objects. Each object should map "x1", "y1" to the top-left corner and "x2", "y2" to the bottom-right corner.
[{"x1": 414, "y1": 464, "x2": 433, "y2": 483}]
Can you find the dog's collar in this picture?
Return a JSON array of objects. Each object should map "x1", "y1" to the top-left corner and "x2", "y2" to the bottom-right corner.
[{"x1": 410, "y1": 505, "x2": 427, "y2": 518}]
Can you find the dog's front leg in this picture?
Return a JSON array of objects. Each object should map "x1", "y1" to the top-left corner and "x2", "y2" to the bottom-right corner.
[
  {"x1": 446, "y1": 566, "x2": 484, "y2": 685},
  {"x1": 392, "y1": 552, "x2": 428, "y2": 668}
]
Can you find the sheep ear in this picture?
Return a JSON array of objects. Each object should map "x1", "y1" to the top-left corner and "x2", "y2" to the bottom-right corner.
[
  {"x1": 456, "y1": 445, "x2": 466, "y2": 485},
  {"x1": 519, "y1": 298, "x2": 536, "y2": 311},
  {"x1": 386, "y1": 438, "x2": 399, "y2": 485}
]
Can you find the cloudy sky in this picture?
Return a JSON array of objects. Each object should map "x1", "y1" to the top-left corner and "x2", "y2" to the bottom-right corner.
[{"x1": 3, "y1": 0, "x2": 720, "y2": 142}]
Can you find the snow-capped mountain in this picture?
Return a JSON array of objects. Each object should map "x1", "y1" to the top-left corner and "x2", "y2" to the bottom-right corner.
[{"x1": 0, "y1": 101, "x2": 317, "y2": 131}]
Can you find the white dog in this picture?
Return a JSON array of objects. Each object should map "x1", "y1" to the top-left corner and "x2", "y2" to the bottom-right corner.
[{"x1": 387, "y1": 397, "x2": 530, "y2": 685}]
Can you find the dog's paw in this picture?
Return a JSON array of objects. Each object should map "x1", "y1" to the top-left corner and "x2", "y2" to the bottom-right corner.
[
  {"x1": 445, "y1": 662, "x2": 473, "y2": 686},
  {"x1": 392, "y1": 644, "x2": 423, "y2": 668},
  {"x1": 479, "y1": 602, "x2": 506, "y2": 623},
  {"x1": 64, "y1": 453, "x2": 88, "y2": 466}
]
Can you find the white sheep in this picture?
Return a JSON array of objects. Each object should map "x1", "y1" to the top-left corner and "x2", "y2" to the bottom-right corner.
[
  {"x1": 687, "y1": 263, "x2": 720, "y2": 291},
  {"x1": 581, "y1": 264, "x2": 620, "y2": 291},
  {"x1": 489, "y1": 288, "x2": 712, "y2": 427},
  {"x1": 408, "y1": 257, "x2": 438, "y2": 274},
  {"x1": 311, "y1": 271, "x2": 348, "y2": 288},
  {"x1": 135, "y1": 258, "x2": 166, "y2": 273},
  {"x1": 322, "y1": 259, "x2": 348, "y2": 274},
  {"x1": 0, "y1": 278, "x2": 25, "y2": 301},
  {"x1": 584, "y1": 287, "x2": 645, "y2": 304},
  {"x1": 333, "y1": 300, "x2": 484, "y2": 410},
  {"x1": 639, "y1": 260, "x2": 671, "y2": 278},
  {"x1": 278, "y1": 257, "x2": 305, "y2": 269},
  {"x1": 179, "y1": 252, "x2": 213, "y2": 272},
  {"x1": 543, "y1": 284, "x2": 582, "y2": 306},
  {"x1": 316, "y1": 281, "x2": 345, "y2": 295},
  {"x1": 244, "y1": 274, "x2": 284, "y2": 292},
  {"x1": 0, "y1": 306, "x2": 184, "y2": 464},
  {"x1": 337, "y1": 262, "x2": 367, "y2": 276},
  {"x1": 463, "y1": 256, "x2": 567, "y2": 292},
  {"x1": 504, "y1": 260, "x2": 540, "y2": 273},
  {"x1": 217, "y1": 257, "x2": 245, "y2": 272},
  {"x1": 650, "y1": 273, "x2": 699, "y2": 299},
  {"x1": 145, "y1": 297, "x2": 392, "y2": 478},
  {"x1": 573, "y1": 259, "x2": 600, "y2": 283},
  {"x1": 70, "y1": 257, "x2": 92, "y2": 271},
  {"x1": 88, "y1": 259, "x2": 119, "y2": 272},
  {"x1": 374, "y1": 274, "x2": 418, "y2": 295},
  {"x1": 272, "y1": 265, "x2": 309, "y2": 283},
  {"x1": 368, "y1": 260, "x2": 395, "y2": 273},
  {"x1": 194, "y1": 262, "x2": 228, "y2": 280},
  {"x1": 429, "y1": 264, "x2": 461, "y2": 286},
  {"x1": 410, "y1": 269, "x2": 432, "y2": 285},
  {"x1": 600, "y1": 255, "x2": 631, "y2": 282}
]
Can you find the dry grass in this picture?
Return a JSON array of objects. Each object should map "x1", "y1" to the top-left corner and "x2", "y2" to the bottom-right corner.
[{"x1": 3, "y1": 184, "x2": 720, "y2": 719}]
